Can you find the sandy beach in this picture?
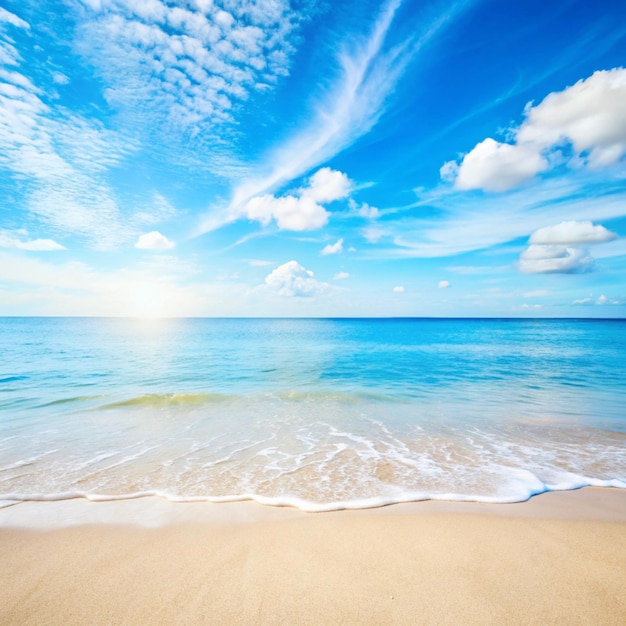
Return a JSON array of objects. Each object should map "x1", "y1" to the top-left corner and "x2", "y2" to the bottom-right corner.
[{"x1": 1, "y1": 488, "x2": 625, "y2": 625}]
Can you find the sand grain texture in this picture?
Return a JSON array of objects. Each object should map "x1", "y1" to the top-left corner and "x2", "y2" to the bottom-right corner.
[{"x1": 2, "y1": 490, "x2": 626, "y2": 625}]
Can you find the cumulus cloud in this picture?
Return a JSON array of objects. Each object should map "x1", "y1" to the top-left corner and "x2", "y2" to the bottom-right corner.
[
  {"x1": 444, "y1": 68, "x2": 626, "y2": 192},
  {"x1": 518, "y1": 245, "x2": 594, "y2": 274},
  {"x1": 305, "y1": 168, "x2": 352, "y2": 203},
  {"x1": 0, "y1": 230, "x2": 65, "y2": 251},
  {"x1": 242, "y1": 167, "x2": 352, "y2": 231},
  {"x1": 439, "y1": 160, "x2": 459, "y2": 183},
  {"x1": 438, "y1": 280, "x2": 450, "y2": 289},
  {"x1": 197, "y1": 0, "x2": 470, "y2": 235},
  {"x1": 393, "y1": 285, "x2": 405, "y2": 293},
  {"x1": 517, "y1": 68, "x2": 626, "y2": 167},
  {"x1": 572, "y1": 293, "x2": 621, "y2": 306},
  {"x1": 519, "y1": 220, "x2": 618, "y2": 274},
  {"x1": 244, "y1": 194, "x2": 328, "y2": 231},
  {"x1": 321, "y1": 238, "x2": 344, "y2": 255},
  {"x1": 134, "y1": 230, "x2": 175, "y2": 250},
  {"x1": 333, "y1": 271, "x2": 349, "y2": 280},
  {"x1": 264, "y1": 260, "x2": 328, "y2": 297},
  {"x1": 529, "y1": 220, "x2": 618, "y2": 245},
  {"x1": 455, "y1": 138, "x2": 548, "y2": 192},
  {"x1": 348, "y1": 198, "x2": 379, "y2": 218}
]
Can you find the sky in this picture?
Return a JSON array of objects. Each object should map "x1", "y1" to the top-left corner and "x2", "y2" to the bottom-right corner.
[{"x1": 1, "y1": 0, "x2": 625, "y2": 318}]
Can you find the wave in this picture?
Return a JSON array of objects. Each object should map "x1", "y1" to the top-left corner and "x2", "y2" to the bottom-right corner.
[
  {"x1": 97, "y1": 392, "x2": 232, "y2": 410},
  {"x1": 92, "y1": 389, "x2": 399, "y2": 411},
  {"x1": 36, "y1": 395, "x2": 105, "y2": 408},
  {"x1": 0, "y1": 375, "x2": 28, "y2": 384},
  {"x1": 269, "y1": 390, "x2": 398, "y2": 403},
  {"x1": 2, "y1": 479, "x2": 625, "y2": 513}
]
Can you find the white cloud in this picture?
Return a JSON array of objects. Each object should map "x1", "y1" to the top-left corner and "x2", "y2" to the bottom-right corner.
[
  {"x1": 321, "y1": 238, "x2": 344, "y2": 255},
  {"x1": 529, "y1": 220, "x2": 618, "y2": 245},
  {"x1": 438, "y1": 280, "x2": 450, "y2": 289},
  {"x1": 264, "y1": 260, "x2": 329, "y2": 297},
  {"x1": 334, "y1": 271, "x2": 349, "y2": 280},
  {"x1": 0, "y1": 41, "x2": 138, "y2": 248},
  {"x1": 393, "y1": 285, "x2": 405, "y2": 293},
  {"x1": 0, "y1": 7, "x2": 30, "y2": 29},
  {"x1": 362, "y1": 225, "x2": 387, "y2": 243},
  {"x1": 133, "y1": 193, "x2": 179, "y2": 226},
  {"x1": 572, "y1": 293, "x2": 621, "y2": 306},
  {"x1": 518, "y1": 220, "x2": 618, "y2": 274},
  {"x1": 74, "y1": 0, "x2": 302, "y2": 134},
  {"x1": 348, "y1": 198, "x2": 380, "y2": 218},
  {"x1": 517, "y1": 68, "x2": 626, "y2": 168},
  {"x1": 51, "y1": 71, "x2": 69, "y2": 85},
  {"x1": 244, "y1": 194, "x2": 328, "y2": 231},
  {"x1": 241, "y1": 167, "x2": 353, "y2": 231},
  {"x1": 135, "y1": 230, "x2": 175, "y2": 250},
  {"x1": 384, "y1": 171, "x2": 626, "y2": 260},
  {"x1": 518, "y1": 245, "x2": 594, "y2": 274},
  {"x1": 439, "y1": 160, "x2": 459, "y2": 183},
  {"x1": 445, "y1": 68, "x2": 626, "y2": 192},
  {"x1": 455, "y1": 138, "x2": 548, "y2": 192},
  {"x1": 305, "y1": 168, "x2": 352, "y2": 203},
  {"x1": 0, "y1": 230, "x2": 65, "y2": 251},
  {"x1": 198, "y1": 1, "x2": 469, "y2": 234}
]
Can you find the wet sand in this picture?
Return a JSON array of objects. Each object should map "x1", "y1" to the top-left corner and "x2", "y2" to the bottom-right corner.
[{"x1": 1, "y1": 488, "x2": 625, "y2": 625}]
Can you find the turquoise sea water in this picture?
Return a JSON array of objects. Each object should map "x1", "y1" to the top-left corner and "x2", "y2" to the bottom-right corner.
[{"x1": 0, "y1": 317, "x2": 624, "y2": 511}]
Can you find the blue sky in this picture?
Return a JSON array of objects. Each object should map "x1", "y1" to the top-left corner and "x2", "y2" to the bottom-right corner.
[{"x1": 1, "y1": 0, "x2": 625, "y2": 317}]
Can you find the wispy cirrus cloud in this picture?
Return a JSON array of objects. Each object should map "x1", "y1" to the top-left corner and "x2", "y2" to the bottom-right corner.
[
  {"x1": 0, "y1": 7, "x2": 141, "y2": 248},
  {"x1": 0, "y1": 6, "x2": 29, "y2": 29},
  {"x1": 197, "y1": 0, "x2": 471, "y2": 234},
  {"x1": 372, "y1": 171, "x2": 626, "y2": 259},
  {"x1": 0, "y1": 3, "x2": 194, "y2": 249}
]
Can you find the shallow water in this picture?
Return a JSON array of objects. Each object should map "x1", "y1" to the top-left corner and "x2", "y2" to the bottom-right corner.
[{"x1": 0, "y1": 317, "x2": 624, "y2": 511}]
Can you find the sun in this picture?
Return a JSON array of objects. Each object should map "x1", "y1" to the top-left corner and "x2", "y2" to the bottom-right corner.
[{"x1": 123, "y1": 280, "x2": 175, "y2": 318}]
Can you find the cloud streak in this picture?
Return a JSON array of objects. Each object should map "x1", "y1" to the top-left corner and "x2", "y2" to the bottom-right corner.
[
  {"x1": 0, "y1": 9, "x2": 140, "y2": 248},
  {"x1": 197, "y1": 0, "x2": 470, "y2": 234}
]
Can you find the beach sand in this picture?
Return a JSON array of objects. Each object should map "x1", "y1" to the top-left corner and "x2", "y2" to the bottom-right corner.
[{"x1": 1, "y1": 488, "x2": 626, "y2": 625}]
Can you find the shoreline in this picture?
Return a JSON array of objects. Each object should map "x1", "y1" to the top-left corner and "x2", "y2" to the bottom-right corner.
[
  {"x1": 2, "y1": 488, "x2": 626, "y2": 624},
  {"x1": 1, "y1": 486, "x2": 626, "y2": 528}
]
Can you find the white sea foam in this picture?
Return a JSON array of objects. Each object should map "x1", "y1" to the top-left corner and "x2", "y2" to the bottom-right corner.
[{"x1": 1, "y1": 318, "x2": 625, "y2": 516}]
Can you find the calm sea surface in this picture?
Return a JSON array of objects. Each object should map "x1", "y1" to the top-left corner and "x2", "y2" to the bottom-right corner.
[{"x1": 0, "y1": 317, "x2": 624, "y2": 510}]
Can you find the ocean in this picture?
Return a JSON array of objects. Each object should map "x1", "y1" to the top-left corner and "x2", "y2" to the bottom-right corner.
[{"x1": 0, "y1": 317, "x2": 624, "y2": 511}]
